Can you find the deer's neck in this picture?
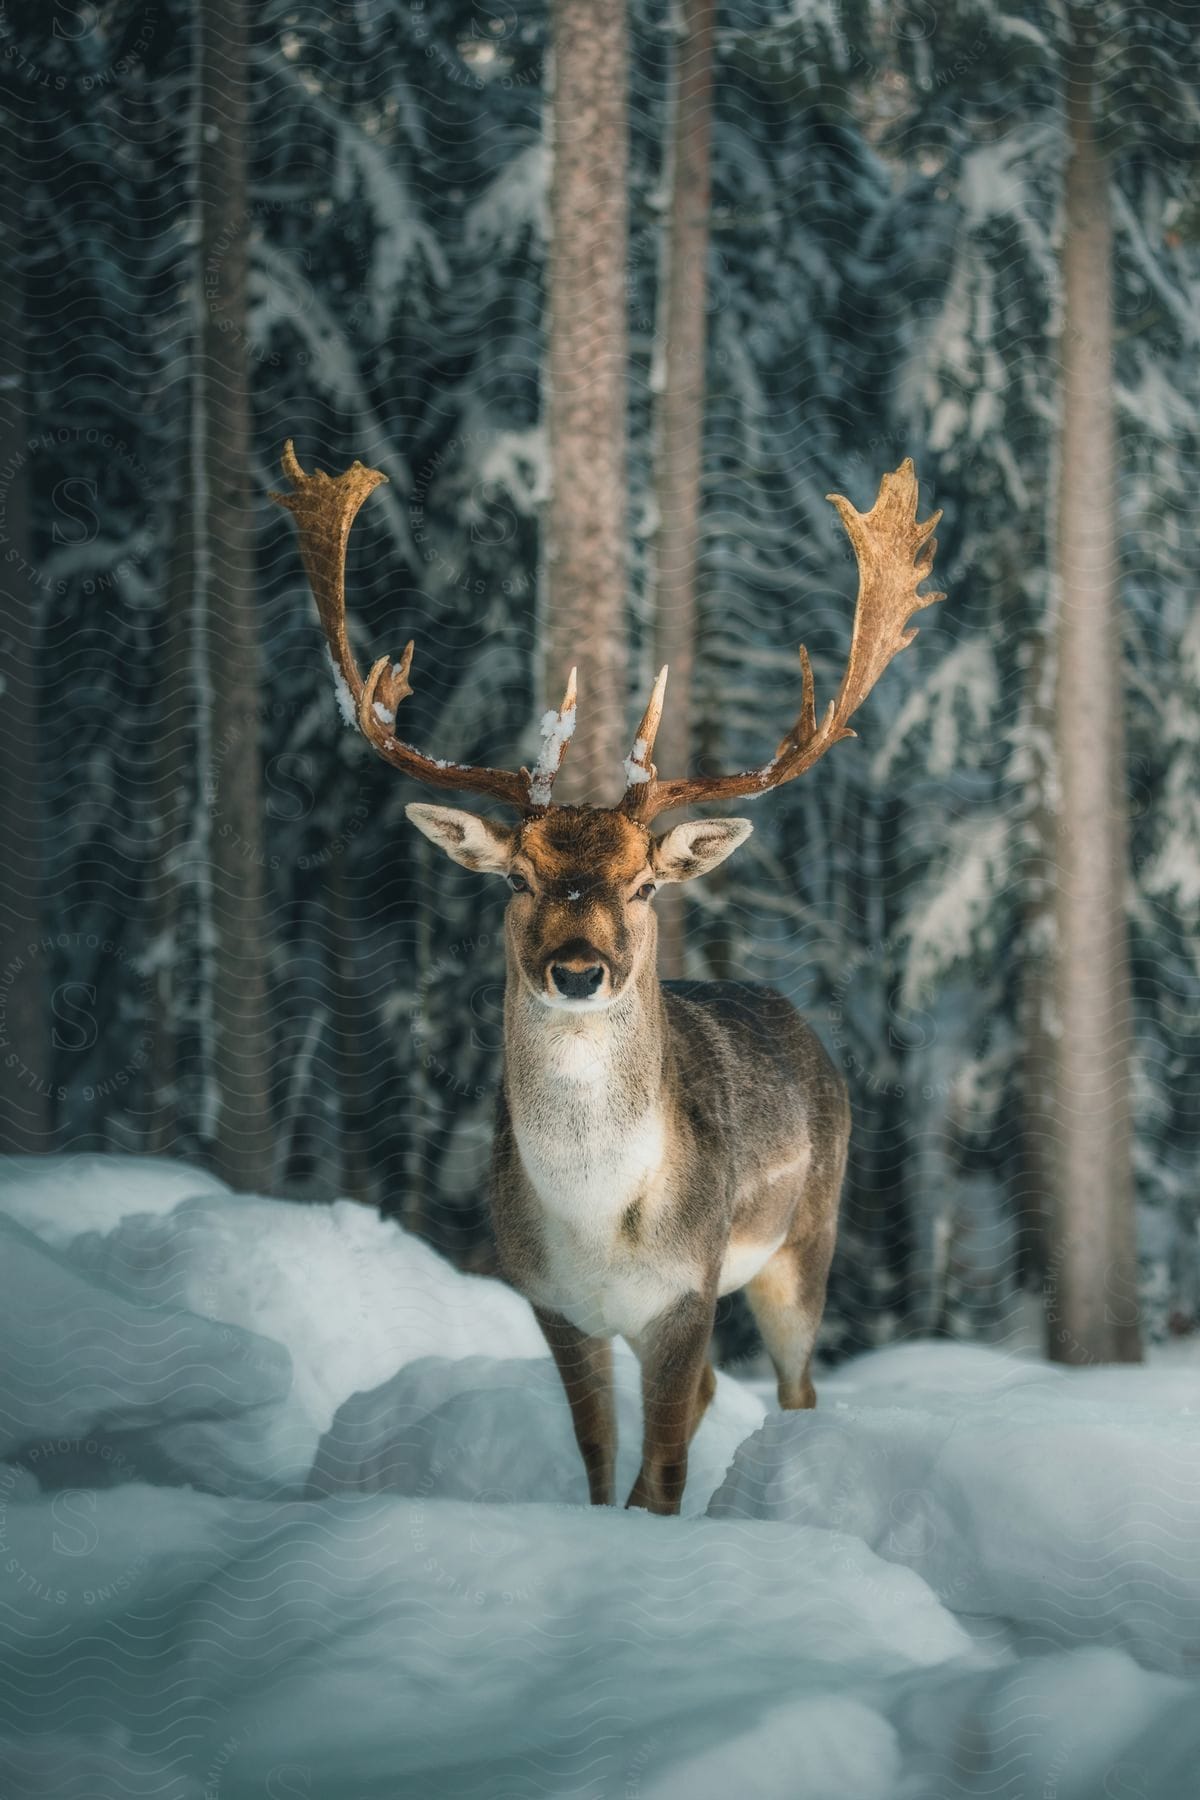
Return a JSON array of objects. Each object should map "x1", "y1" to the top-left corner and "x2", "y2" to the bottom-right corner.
[
  {"x1": 503, "y1": 952, "x2": 669, "y2": 1220},
  {"x1": 504, "y1": 951, "x2": 666, "y2": 1109}
]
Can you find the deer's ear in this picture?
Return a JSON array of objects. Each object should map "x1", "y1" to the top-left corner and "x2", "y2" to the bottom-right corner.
[
  {"x1": 406, "y1": 804, "x2": 515, "y2": 874},
  {"x1": 651, "y1": 818, "x2": 753, "y2": 883}
]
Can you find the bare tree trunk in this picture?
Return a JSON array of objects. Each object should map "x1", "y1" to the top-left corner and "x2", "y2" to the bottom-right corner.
[
  {"x1": 145, "y1": 376, "x2": 196, "y2": 1156},
  {"x1": 1049, "y1": 19, "x2": 1140, "y2": 1364},
  {"x1": 0, "y1": 133, "x2": 50, "y2": 1152},
  {"x1": 325, "y1": 849, "x2": 377, "y2": 1205},
  {"x1": 651, "y1": 0, "x2": 715, "y2": 977},
  {"x1": 1016, "y1": 622, "x2": 1057, "y2": 1285},
  {"x1": 199, "y1": 0, "x2": 275, "y2": 1190},
  {"x1": 543, "y1": 0, "x2": 629, "y2": 804}
]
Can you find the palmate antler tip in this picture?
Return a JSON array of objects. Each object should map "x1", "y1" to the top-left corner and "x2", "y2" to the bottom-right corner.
[
  {"x1": 351, "y1": 458, "x2": 390, "y2": 488},
  {"x1": 275, "y1": 442, "x2": 390, "y2": 502},
  {"x1": 829, "y1": 457, "x2": 926, "y2": 515}
]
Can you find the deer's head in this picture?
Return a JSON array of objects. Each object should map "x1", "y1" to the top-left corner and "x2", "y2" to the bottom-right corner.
[
  {"x1": 404, "y1": 801, "x2": 750, "y2": 1009},
  {"x1": 272, "y1": 443, "x2": 942, "y2": 1008}
]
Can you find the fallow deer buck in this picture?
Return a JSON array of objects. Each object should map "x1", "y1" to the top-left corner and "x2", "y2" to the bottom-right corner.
[{"x1": 274, "y1": 442, "x2": 942, "y2": 1515}]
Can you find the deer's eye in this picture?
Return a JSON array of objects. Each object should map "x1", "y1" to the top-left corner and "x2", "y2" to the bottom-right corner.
[
  {"x1": 507, "y1": 872, "x2": 531, "y2": 894},
  {"x1": 633, "y1": 882, "x2": 657, "y2": 902}
]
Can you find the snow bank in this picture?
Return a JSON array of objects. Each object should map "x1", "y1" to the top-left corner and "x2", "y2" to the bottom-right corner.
[
  {"x1": 711, "y1": 1341, "x2": 1200, "y2": 1677},
  {"x1": 0, "y1": 1735, "x2": 193, "y2": 1800},
  {"x1": 2, "y1": 1157, "x2": 1200, "y2": 1798},
  {"x1": 307, "y1": 1349, "x2": 764, "y2": 1516},
  {"x1": 0, "y1": 1476, "x2": 969, "y2": 1800},
  {"x1": 0, "y1": 1212, "x2": 289, "y2": 1462},
  {"x1": 0, "y1": 1152, "x2": 226, "y2": 1248},
  {"x1": 62, "y1": 1189, "x2": 546, "y2": 1495}
]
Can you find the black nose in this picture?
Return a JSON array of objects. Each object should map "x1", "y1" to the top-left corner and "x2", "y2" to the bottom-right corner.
[{"x1": 550, "y1": 962, "x2": 605, "y2": 1000}]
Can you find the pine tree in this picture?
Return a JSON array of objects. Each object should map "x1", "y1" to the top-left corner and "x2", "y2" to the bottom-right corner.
[
  {"x1": 15, "y1": 0, "x2": 1199, "y2": 1352},
  {"x1": 858, "y1": 0, "x2": 1200, "y2": 1349}
]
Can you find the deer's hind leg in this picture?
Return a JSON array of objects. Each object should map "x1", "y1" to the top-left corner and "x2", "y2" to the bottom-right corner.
[{"x1": 745, "y1": 1229, "x2": 836, "y2": 1411}]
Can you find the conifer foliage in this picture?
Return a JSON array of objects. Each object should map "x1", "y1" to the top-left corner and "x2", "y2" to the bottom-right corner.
[{"x1": 4, "y1": 0, "x2": 1199, "y2": 1352}]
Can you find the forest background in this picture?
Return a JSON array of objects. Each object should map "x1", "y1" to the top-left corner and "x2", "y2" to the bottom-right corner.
[{"x1": 1, "y1": 0, "x2": 1197, "y2": 1366}]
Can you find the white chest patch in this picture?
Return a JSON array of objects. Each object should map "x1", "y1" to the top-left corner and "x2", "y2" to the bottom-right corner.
[
  {"x1": 514, "y1": 1098, "x2": 666, "y2": 1224},
  {"x1": 509, "y1": 1004, "x2": 708, "y2": 1340},
  {"x1": 534, "y1": 1223, "x2": 695, "y2": 1341},
  {"x1": 514, "y1": 1098, "x2": 697, "y2": 1339}
]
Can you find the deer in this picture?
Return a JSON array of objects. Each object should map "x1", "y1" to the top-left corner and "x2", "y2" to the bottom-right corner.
[{"x1": 273, "y1": 443, "x2": 943, "y2": 1515}]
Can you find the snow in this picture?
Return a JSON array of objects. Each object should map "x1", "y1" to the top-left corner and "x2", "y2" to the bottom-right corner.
[
  {"x1": 713, "y1": 1342, "x2": 1200, "y2": 1675},
  {"x1": 307, "y1": 1349, "x2": 763, "y2": 1519},
  {"x1": 325, "y1": 646, "x2": 357, "y2": 727},
  {"x1": 871, "y1": 636, "x2": 999, "y2": 783},
  {"x1": 0, "y1": 1152, "x2": 226, "y2": 1249},
  {"x1": 0, "y1": 1210, "x2": 290, "y2": 1460},
  {"x1": 62, "y1": 1183, "x2": 547, "y2": 1494},
  {"x1": 464, "y1": 143, "x2": 549, "y2": 256},
  {"x1": 895, "y1": 812, "x2": 1010, "y2": 1007},
  {"x1": 1, "y1": 1157, "x2": 1199, "y2": 1797},
  {"x1": 473, "y1": 422, "x2": 549, "y2": 514},
  {"x1": 332, "y1": 125, "x2": 448, "y2": 336},
  {"x1": 623, "y1": 735, "x2": 653, "y2": 788},
  {"x1": 527, "y1": 699, "x2": 577, "y2": 807}
]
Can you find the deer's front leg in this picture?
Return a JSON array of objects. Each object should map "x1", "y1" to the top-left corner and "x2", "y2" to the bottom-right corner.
[
  {"x1": 534, "y1": 1306, "x2": 617, "y2": 1506},
  {"x1": 627, "y1": 1290, "x2": 716, "y2": 1517}
]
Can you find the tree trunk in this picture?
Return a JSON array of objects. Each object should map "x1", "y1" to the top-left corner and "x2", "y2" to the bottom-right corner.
[
  {"x1": 652, "y1": 0, "x2": 715, "y2": 977},
  {"x1": 325, "y1": 849, "x2": 376, "y2": 1205},
  {"x1": 1049, "y1": 20, "x2": 1140, "y2": 1364},
  {"x1": 1016, "y1": 622, "x2": 1057, "y2": 1286},
  {"x1": 145, "y1": 366, "x2": 197, "y2": 1157},
  {"x1": 0, "y1": 131, "x2": 50, "y2": 1152},
  {"x1": 543, "y1": 0, "x2": 629, "y2": 804},
  {"x1": 199, "y1": 0, "x2": 275, "y2": 1190}
]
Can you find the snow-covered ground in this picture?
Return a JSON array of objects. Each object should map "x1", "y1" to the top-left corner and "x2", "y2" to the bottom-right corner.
[{"x1": 0, "y1": 1156, "x2": 1197, "y2": 1799}]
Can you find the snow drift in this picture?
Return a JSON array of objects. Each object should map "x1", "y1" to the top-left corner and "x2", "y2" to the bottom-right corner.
[{"x1": 0, "y1": 1155, "x2": 1198, "y2": 1799}]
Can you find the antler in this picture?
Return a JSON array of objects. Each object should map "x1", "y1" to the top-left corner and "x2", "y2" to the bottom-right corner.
[
  {"x1": 271, "y1": 442, "x2": 575, "y2": 813},
  {"x1": 620, "y1": 459, "x2": 944, "y2": 822}
]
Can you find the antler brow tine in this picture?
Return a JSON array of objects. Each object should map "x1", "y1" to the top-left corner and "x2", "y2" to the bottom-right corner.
[
  {"x1": 523, "y1": 666, "x2": 578, "y2": 809},
  {"x1": 622, "y1": 665, "x2": 669, "y2": 796}
]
